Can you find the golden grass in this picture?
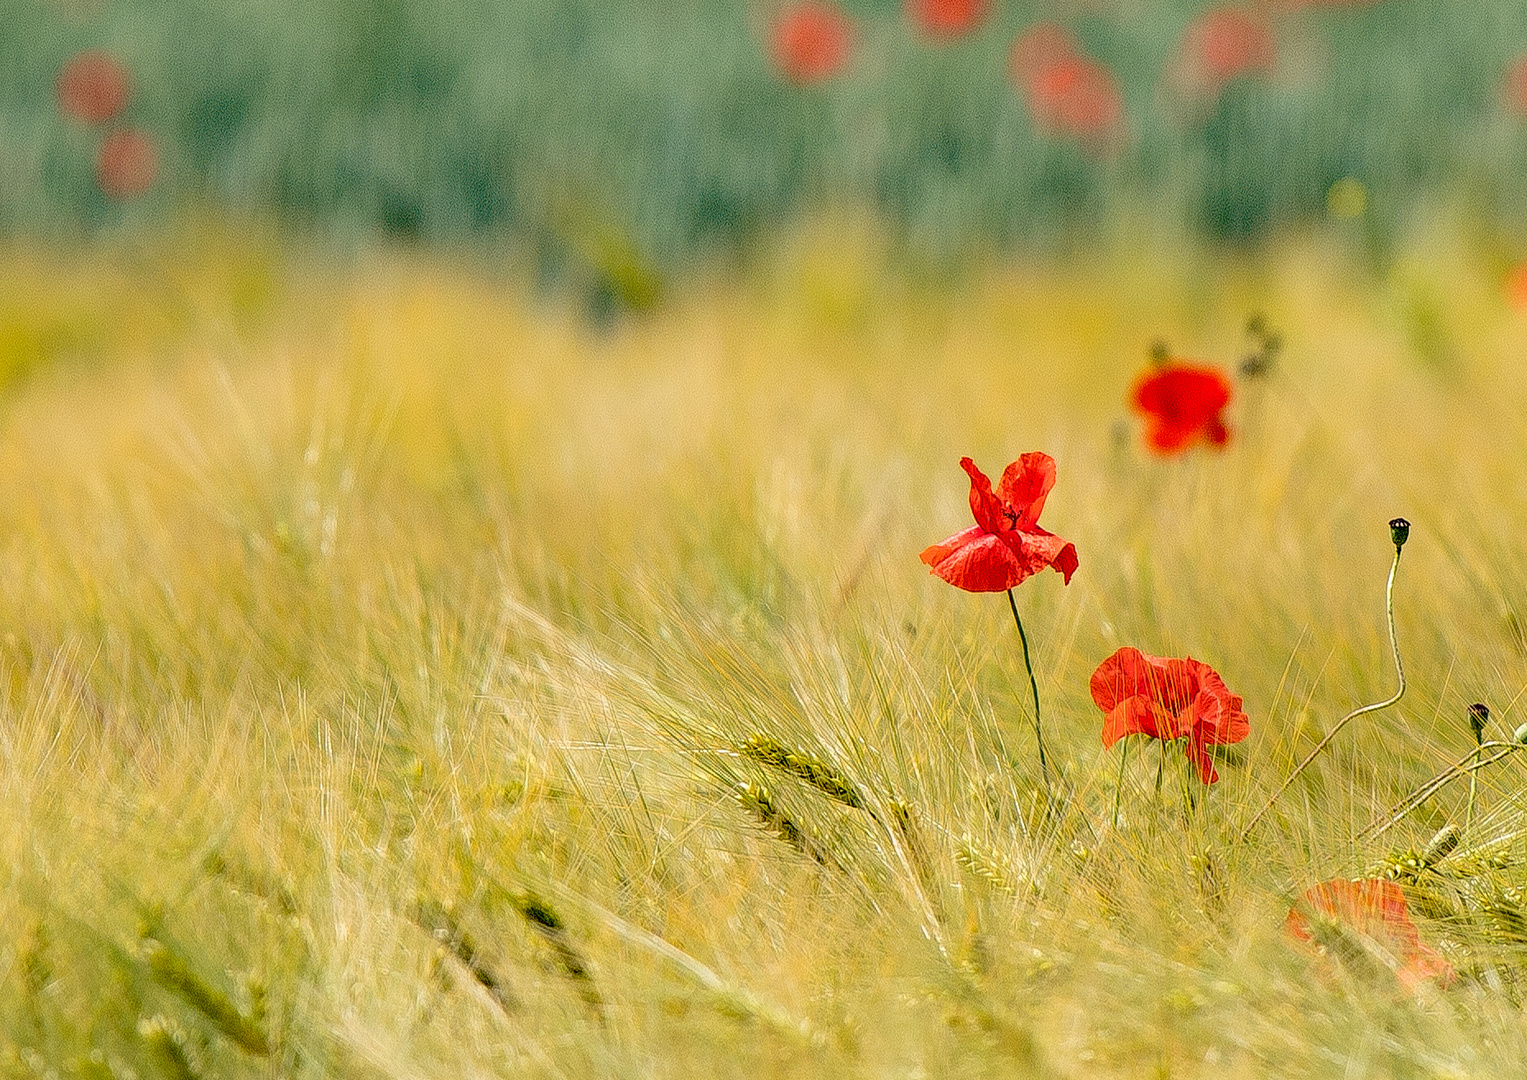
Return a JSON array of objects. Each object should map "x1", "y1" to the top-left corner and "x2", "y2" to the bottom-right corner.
[{"x1": 2, "y1": 218, "x2": 1527, "y2": 1077}]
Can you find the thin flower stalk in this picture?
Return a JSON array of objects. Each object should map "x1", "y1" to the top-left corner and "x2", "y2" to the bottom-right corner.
[
  {"x1": 1361, "y1": 741, "x2": 1521, "y2": 840},
  {"x1": 1238, "y1": 519, "x2": 1409, "y2": 842}
]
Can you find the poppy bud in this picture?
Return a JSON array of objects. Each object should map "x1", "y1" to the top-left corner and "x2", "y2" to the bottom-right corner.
[
  {"x1": 1422, "y1": 823, "x2": 1459, "y2": 866},
  {"x1": 1389, "y1": 517, "x2": 1410, "y2": 550},
  {"x1": 1469, "y1": 702, "x2": 1489, "y2": 745},
  {"x1": 1515, "y1": 722, "x2": 1527, "y2": 745}
]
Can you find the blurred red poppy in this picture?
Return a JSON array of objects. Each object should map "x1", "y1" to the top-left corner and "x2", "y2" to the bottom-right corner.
[
  {"x1": 920, "y1": 454, "x2": 1078, "y2": 592},
  {"x1": 1091, "y1": 647, "x2": 1248, "y2": 783},
  {"x1": 1131, "y1": 363, "x2": 1232, "y2": 453},
  {"x1": 1008, "y1": 22, "x2": 1079, "y2": 93},
  {"x1": 1026, "y1": 55, "x2": 1125, "y2": 142},
  {"x1": 1508, "y1": 262, "x2": 1527, "y2": 310},
  {"x1": 771, "y1": 2, "x2": 853, "y2": 84},
  {"x1": 1285, "y1": 879, "x2": 1455, "y2": 992},
  {"x1": 96, "y1": 128, "x2": 158, "y2": 199},
  {"x1": 1504, "y1": 54, "x2": 1527, "y2": 117},
  {"x1": 1177, "y1": 7, "x2": 1275, "y2": 94},
  {"x1": 908, "y1": 0, "x2": 988, "y2": 39},
  {"x1": 56, "y1": 49, "x2": 131, "y2": 125}
]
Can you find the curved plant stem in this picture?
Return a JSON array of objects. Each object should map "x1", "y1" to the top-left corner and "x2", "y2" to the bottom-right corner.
[
  {"x1": 1006, "y1": 588, "x2": 1052, "y2": 801},
  {"x1": 1238, "y1": 545, "x2": 1406, "y2": 843}
]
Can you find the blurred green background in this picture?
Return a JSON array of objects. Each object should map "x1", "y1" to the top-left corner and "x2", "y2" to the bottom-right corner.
[{"x1": 9, "y1": 0, "x2": 1527, "y2": 292}]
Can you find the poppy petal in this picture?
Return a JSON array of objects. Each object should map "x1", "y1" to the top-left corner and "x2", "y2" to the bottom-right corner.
[
  {"x1": 1090, "y1": 646, "x2": 1162, "y2": 712},
  {"x1": 960, "y1": 456, "x2": 1006, "y2": 535},
  {"x1": 997, "y1": 452, "x2": 1057, "y2": 530},
  {"x1": 922, "y1": 531, "x2": 1026, "y2": 592},
  {"x1": 1184, "y1": 737, "x2": 1219, "y2": 783},
  {"x1": 1101, "y1": 698, "x2": 1175, "y2": 747},
  {"x1": 998, "y1": 526, "x2": 1078, "y2": 586}
]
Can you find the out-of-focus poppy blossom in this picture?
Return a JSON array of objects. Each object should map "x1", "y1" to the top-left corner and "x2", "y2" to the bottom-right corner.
[
  {"x1": 1507, "y1": 262, "x2": 1527, "y2": 310},
  {"x1": 920, "y1": 454, "x2": 1078, "y2": 593},
  {"x1": 771, "y1": 2, "x2": 853, "y2": 84},
  {"x1": 96, "y1": 128, "x2": 158, "y2": 199},
  {"x1": 907, "y1": 0, "x2": 988, "y2": 39},
  {"x1": 1090, "y1": 647, "x2": 1249, "y2": 783},
  {"x1": 1285, "y1": 879, "x2": 1456, "y2": 992},
  {"x1": 1008, "y1": 22, "x2": 1079, "y2": 93},
  {"x1": 56, "y1": 49, "x2": 131, "y2": 125},
  {"x1": 1504, "y1": 54, "x2": 1527, "y2": 117},
  {"x1": 1175, "y1": 7, "x2": 1275, "y2": 95},
  {"x1": 1131, "y1": 363, "x2": 1233, "y2": 453},
  {"x1": 1026, "y1": 55, "x2": 1125, "y2": 142}
]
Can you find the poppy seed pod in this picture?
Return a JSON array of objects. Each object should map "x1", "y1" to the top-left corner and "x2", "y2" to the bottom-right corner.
[
  {"x1": 1389, "y1": 517, "x2": 1410, "y2": 550},
  {"x1": 1469, "y1": 702, "x2": 1490, "y2": 744}
]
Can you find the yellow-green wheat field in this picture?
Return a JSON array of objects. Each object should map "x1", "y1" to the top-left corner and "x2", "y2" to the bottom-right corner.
[{"x1": 4, "y1": 219, "x2": 1527, "y2": 1078}]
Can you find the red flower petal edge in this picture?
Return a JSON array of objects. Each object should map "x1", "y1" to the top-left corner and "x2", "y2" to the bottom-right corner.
[
  {"x1": 1090, "y1": 646, "x2": 1248, "y2": 783},
  {"x1": 1285, "y1": 879, "x2": 1456, "y2": 992},
  {"x1": 771, "y1": 3, "x2": 853, "y2": 84},
  {"x1": 920, "y1": 454, "x2": 1078, "y2": 592}
]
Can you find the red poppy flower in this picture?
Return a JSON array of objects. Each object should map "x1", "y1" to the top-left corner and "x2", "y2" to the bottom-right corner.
[
  {"x1": 907, "y1": 0, "x2": 988, "y2": 40},
  {"x1": 771, "y1": 2, "x2": 853, "y2": 84},
  {"x1": 1507, "y1": 262, "x2": 1527, "y2": 310},
  {"x1": 1177, "y1": 7, "x2": 1275, "y2": 93},
  {"x1": 1090, "y1": 647, "x2": 1248, "y2": 783},
  {"x1": 1504, "y1": 54, "x2": 1527, "y2": 118},
  {"x1": 96, "y1": 128, "x2": 158, "y2": 199},
  {"x1": 56, "y1": 50, "x2": 131, "y2": 125},
  {"x1": 1026, "y1": 55, "x2": 1125, "y2": 142},
  {"x1": 920, "y1": 454, "x2": 1078, "y2": 593},
  {"x1": 1285, "y1": 879, "x2": 1456, "y2": 992},
  {"x1": 1008, "y1": 23, "x2": 1079, "y2": 93},
  {"x1": 1131, "y1": 363, "x2": 1233, "y2": 454}
]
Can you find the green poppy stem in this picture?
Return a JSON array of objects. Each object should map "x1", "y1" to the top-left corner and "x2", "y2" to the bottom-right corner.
[
  {"x1": 1112, "y1": 737, "x2": 1130, "y2": 829},
  {"x1": 1006, "y1": 588, "x2": 1052, "y2": 801},
  {"x1": 1238, "y1": 534, "x2": 1406, "y2": 843}
]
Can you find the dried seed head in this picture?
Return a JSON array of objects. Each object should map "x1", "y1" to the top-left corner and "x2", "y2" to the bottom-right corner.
[
  {"x1": 1469, "y1": 702, "x2": 1490, "y2": 744},
  {"x1": 1389, "y1": 517, "x2": 1410, "y2": 550}
]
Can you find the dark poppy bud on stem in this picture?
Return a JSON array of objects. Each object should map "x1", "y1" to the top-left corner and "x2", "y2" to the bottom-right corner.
[
  {"x1": 1469, "y1": 702, "x2": 1489, "y2": 745},
  {"x1": 1389, "y1": 517, "x2": 1410, "y2": 550}
]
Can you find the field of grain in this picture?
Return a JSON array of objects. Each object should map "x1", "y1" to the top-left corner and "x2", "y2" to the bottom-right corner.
[{"x1": 0, "y1": 221, "x2": 1525, "y2": 1077}]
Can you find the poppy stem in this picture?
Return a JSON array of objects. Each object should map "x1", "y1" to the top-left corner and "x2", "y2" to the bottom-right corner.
[
  {"x1": 1155, "y1": 742, "x2": 1166, "y2": 801},
  {"x1": 1006, "y1": 588, "x2": 1052, "y2": 800},
  {"x1": 1238, "y1": 536, "x2": 1407, "y2": 843},
  {"x1": 1112, "y1": 737, "x2": 1130, "y2": 829}
]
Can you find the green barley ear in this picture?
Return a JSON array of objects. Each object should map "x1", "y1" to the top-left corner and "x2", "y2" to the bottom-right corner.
[
  {"x1": 737, "y1": 734, "x2": 865, "y2": 810},
  {"x1": 412, "y1": 900, "x2": 516, "y2": 1016},
  {"x1": 954, "y1": 836, "x2": 1022, "y2": 896},
  {"x1": 139, "y1": 1015, "x2": 203, "y2": 1080},
  {"x1": 510, "y1": 891, "x2": 606, "y2": 1021},
  {"x1": 887, "y1": 799, "x2": 940, "y2": 908},
  {"x1": 141, "y1": 937, "x2": 271, "y2": 1056},
  {"x1": 735, "y1": 781, "x2": 842, "y2": 870}
]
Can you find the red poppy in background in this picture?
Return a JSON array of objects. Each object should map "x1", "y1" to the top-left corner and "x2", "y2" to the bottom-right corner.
[
  {"x1": 771, "y1": 2, "x2": 853, "y2": 84},
  {"x1": 1026, "y1": 55, "x2": 1125, "y2": 142},
  {"x1": 1091, "y1": 647, "x2": 1248, "y2": 783},
  {"x1": 1131, "y1": 363, "x2": 1233, "y2": 453},
  {"x1": 1285, "y1": 879, "x2": 1455, "y2": 992},
  {"x1": 96, "y1": 128, "x2": 158, "y2": 199},
  {"x1": 56, "y1": 49, "x2": 131, "y2": 125},
  {"x1": 1177, "y1": 7, "x2": 1275, "y2": 93},
  {"x1": 908, "y1": 0, "x2": 988, "y2": 40},
  {"x1": 920, "y1": 454, "x2": 1078, "y2": 592},
  {"x1": 1504, "y1": 54, "x2": 1527, "y2": 117},
  {"x1": 1008, "y1": 22, "x2": 1079, "y2": 93},
  {"x1": 1508, "y1": 261, "x2": 1527, "y2": 310}
]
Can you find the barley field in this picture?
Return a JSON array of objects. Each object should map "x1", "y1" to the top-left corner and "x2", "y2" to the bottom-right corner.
[{"x1": 0, "y1": 220, "x2": 1525, "y2": 1078}]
